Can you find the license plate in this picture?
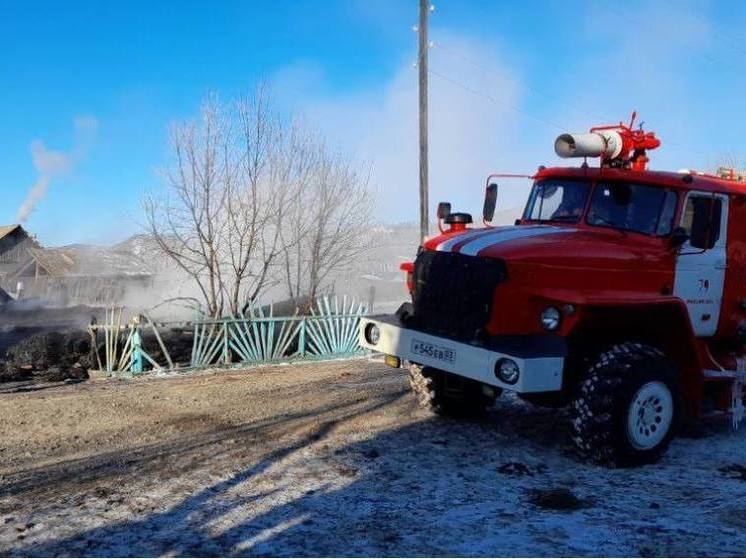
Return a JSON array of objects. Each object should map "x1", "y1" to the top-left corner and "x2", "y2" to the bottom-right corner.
[{"x1": 410, "y1": 339, "x2": 456, "y2": 364}]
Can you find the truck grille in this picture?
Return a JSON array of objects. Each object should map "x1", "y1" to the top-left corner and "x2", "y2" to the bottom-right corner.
[{"x1": 409, "y1": 249, "x2": 507, "y2": 341}]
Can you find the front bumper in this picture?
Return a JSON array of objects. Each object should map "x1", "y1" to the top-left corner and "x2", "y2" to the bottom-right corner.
[{"x1": 359, "y1": 315, "x2": 565, "y2": 393}]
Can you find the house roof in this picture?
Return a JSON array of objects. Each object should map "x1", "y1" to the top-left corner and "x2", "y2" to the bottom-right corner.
[
  {"x1": 0, "y1": 224, "x2": 23, "y2": 241},
  {"x1": 24, "y1": 245, "x2": 152, "y2": 278},
  {"x1": 27, "y1": 247, "x2": 76, "y2": 277}
]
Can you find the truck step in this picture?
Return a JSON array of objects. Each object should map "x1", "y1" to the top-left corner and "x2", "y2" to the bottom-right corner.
[
  {"x1": 703, "y1": 369, "x2": 746, "y2": 381},
  {"x1": 703, "y1": 370, "x2": 745, "y2": 429}
]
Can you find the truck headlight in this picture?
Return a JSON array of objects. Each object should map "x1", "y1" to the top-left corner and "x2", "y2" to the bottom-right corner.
[
  {"x1": 364, "y1": 323, "x2": 381, "y2": 345},
  {"x1": 540, "y1": 306, "x2": 561, "y2": 331},
  {"x1": 495, "y1": 358, "x2": 520, "y2": 384}
]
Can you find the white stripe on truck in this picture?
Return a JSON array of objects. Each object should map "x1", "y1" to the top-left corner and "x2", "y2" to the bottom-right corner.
[{"x1": 458, "y1": 225, "x2": 575, "y2": 256}]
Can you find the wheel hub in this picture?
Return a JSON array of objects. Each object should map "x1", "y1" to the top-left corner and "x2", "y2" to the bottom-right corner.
[{"x1": 627, "y1": 381, "x2": 673, "y2": 450}]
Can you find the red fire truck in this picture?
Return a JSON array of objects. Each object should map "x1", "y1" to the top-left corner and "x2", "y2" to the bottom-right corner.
[{"x1": 359, "y1": 115, "x2": 746, "y2": 466}]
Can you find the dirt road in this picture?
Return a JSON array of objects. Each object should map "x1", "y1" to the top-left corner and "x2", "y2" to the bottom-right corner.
[{"x1": 1, "y1": 358, "x2": 745, "y2": 557}]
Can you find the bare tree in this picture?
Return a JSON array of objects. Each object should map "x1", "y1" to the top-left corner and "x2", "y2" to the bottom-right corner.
[
  {"x1": 143, "y1": 89, "x2": 301, "y2": 317},
  {"x1": 220, "y1": 88, "x2": 292, "y2": 315},
  {"x1": 144, "y1": 86, "x2": 374, "y2": 317},
  {"x1": 143, "y1": 97, "x2": 231, "y2": 317},
  {"x1": 280, "y1": 143, "x2": 374, "y2": 303}
]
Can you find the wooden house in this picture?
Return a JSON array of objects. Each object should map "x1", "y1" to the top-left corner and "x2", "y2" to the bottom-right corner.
[{"x1": 0, "y1": 225, "x2": 38, "y2": 287}]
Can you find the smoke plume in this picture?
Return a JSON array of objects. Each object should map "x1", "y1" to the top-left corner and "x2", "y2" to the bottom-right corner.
[{"x1": 16, "y1": 116, "x2": 98, "y2": 223}]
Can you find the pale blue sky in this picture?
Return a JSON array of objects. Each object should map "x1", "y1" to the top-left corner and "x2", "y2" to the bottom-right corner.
[{"x1": 2, "y1": 0, "x2": 745, "y2": 245}]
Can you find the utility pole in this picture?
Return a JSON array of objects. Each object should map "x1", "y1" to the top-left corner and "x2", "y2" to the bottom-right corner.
[{"x1": 418, "y1": 0, "x2": 429, "y2": 242}]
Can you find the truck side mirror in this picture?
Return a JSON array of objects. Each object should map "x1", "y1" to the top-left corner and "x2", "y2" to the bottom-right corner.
[
  {"x1": 437, "y1": 202, "x2": 452, "y2": 220},
  {"x1": 670, "y1": 227, "x2": 689, "y2": 248},
  {"x1": 483, "y1": 183, "x2": 498, "y2": 222}
]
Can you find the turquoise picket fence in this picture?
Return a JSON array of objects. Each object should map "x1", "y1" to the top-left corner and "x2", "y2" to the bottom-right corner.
[
  {"x1": 191, "y1": 296, "x2": 369, "y2": 367},
  {"x1": 88, "y1": 296, "x2": 370, "y2": 376}
]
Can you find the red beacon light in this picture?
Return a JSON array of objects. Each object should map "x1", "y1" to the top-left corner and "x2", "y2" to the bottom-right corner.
[{"x1": 554, "y1": 112, "x2": 660, "y2": 171}]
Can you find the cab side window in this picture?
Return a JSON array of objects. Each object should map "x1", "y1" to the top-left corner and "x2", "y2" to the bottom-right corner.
[
  {"x1": 682, "y1": 196, "x2": 722, "y2": 249},
  {"x1": 655, "y1": 190, "x2": 678, "y2": 236}
]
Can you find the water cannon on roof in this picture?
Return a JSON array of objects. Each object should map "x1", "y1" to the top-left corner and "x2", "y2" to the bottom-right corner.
[{"x1": 554, "y1": 112, "x2": 660, "y2": 171}]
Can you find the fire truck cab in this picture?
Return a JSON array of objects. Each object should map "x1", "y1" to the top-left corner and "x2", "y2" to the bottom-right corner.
[{"x1": 359, "y1": 116, "x2": 746, "y2": 466}]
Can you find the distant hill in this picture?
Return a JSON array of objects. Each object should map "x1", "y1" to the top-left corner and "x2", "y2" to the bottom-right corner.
[
  {"x1": 75, "y1": 208, "x2": 528, "y2": 315},
  {"x1": 493, "y1": 205, "x2": 524, "y2": 225},
  {"x1": 333, "y1": 207, "x2": 525, "y2": 312}
]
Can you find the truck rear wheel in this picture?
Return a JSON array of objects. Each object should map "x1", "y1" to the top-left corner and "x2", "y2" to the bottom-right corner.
[
  {"x1": 570, "y1": 343, "x2": 680, "y2": 467},
  {"x1": 408, "y1": 364, "x2": 496, "y2": 416}
]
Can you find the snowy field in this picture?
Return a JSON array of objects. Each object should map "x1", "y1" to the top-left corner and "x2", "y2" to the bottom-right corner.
[{"x1": 1, "y1": 358, "x2": 745, "y2": 557}]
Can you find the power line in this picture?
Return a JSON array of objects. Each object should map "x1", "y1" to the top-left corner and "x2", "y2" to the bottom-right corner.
[
  {"x1": 598, "y1": 4, "x2": 740, "y2": 163},
  {"x1": 423, "y1": 7, "x2": 721, "y2": 168},
  {"x1": 428, "y1": 66, "x2": 710, "y2": 168},
  {"x1": 434, "y1": 42, "x2": 618, "y2": 125},
  {"x1": 436, "y1": 30, "x2": 704, "y2": 161},
  {"x1": 604, "y1": 4, "x2": 743, "y2": 75},
  {"x1": 659, "y1": 0, "x2": 746, "y2": 58},
  {"x1": 432, "y1": 40, "x2": 700, "y2": 157},
  {"x1": 428, "y1": 67, "x2": 567, "y2": 132}
]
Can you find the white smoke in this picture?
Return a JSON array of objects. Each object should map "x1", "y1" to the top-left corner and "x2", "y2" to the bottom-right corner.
[{"x1": 15, "y1": 116, "x2": 98, "y2": 223}]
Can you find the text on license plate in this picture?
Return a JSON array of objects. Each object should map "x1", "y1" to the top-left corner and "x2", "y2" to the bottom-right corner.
[{"x1": 410, "y1": 339, "x2": 456, "y2": 364}]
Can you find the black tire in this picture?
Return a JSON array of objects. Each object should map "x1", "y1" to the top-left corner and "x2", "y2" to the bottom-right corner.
[
  {"x1": 408, "y1": 364, "x2": 496, "y2": 416},
  {"x1": 570, "y1": 342, "x2": 681, "y2": 467}
]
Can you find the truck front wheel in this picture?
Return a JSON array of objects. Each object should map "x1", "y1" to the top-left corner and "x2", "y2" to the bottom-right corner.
[
  {"x1": 408, "y1": 364, "x2": 496, "y2": 416},
  {"x1": 570, "y1": 343, "x2": 681, "y2": 467}
]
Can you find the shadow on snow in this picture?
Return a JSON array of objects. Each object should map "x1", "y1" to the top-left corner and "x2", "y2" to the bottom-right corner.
[{"x1": 5, "y1": 390, "x2": 744, "y2": 557}]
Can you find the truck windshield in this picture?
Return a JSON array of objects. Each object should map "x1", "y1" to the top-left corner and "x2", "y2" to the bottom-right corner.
[
  {"x1": 523, "y1": 179, "x2": 590, "y2": 223},
  {"x1": 587, "y1": 183, "x2": 677, "y2": 236}
]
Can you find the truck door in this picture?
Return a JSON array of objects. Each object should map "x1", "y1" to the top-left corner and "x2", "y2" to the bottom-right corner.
[{"x1": 673, "y1": 191, "x2": 728, "y2": 337}]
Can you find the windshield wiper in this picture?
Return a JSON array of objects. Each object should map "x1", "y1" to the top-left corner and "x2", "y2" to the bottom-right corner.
[
  {"x1": 589, "y1": 214, "x2": 616, "y2": 227},
  {"x1": 588, "y1": 214, "x2": 628, "y2": 235},
  {"x1": 548, "y1": 215, "x2": 580, "y2": 222}
]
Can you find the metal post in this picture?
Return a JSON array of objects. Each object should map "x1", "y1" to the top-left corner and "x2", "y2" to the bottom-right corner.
[
  {"x1": 299, "y1": 318, "x2": 307, "y2": 357},
  {"x1": 223, "y1": 321, "x2": 231, "y2": 365},
  {"x1": 190, "y1": 314, "x2": 199, "y2": 367},
  {"x1": 418, "y1": 0, "x2": 430, "y2": 243},
  {"x1": 131, "y1": 326, "x2": 143, "y2": 374}
]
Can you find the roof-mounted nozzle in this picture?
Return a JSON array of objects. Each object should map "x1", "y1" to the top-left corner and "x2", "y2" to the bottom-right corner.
[
  {"x1": 554, "y1": 112, "x2": 660, "y2": 171},
  {"x1": 554, "y1": 131, "x2": 624, "y2": 159}
]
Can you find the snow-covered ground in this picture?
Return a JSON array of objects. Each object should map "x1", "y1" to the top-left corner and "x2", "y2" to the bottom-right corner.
[{"x1": 1, "y1": 359, "x2": 745, "y2": 556}]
